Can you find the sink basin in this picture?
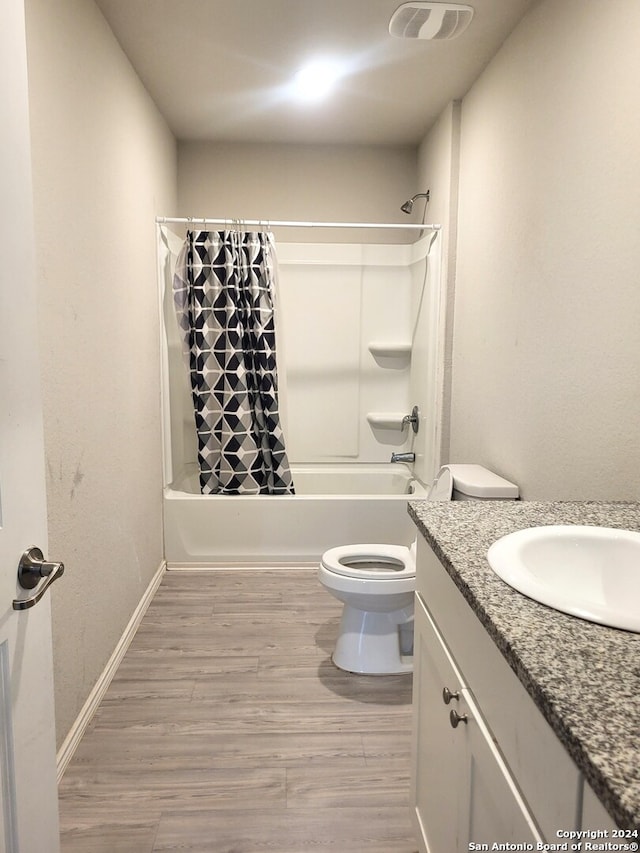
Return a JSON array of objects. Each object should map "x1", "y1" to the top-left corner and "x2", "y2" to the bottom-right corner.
[{"x1": 487, "y1": 525, "x2": 640, "y2": 633}]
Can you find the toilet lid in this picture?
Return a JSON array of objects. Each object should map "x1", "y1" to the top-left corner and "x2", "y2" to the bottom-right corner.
[
  {"x1": 321, "y1": 544, "x2": 415, "y2": 580},
  {"x1": 427, "y1": 467, "x2": 453, "y2": 501}
]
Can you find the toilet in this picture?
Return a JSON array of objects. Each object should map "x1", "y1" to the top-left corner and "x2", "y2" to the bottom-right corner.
[{"x1": 318, "y1": 463, "x2": 519, "y2": 675}]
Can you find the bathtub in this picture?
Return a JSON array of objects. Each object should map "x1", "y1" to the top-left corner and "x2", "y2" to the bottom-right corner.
[{"x1": 163, "y1": 463, "x2": 427, "y2": 566}]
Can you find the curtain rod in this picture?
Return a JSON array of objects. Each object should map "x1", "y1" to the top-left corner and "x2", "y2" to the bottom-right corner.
[{"x1": 156, "y1": 216, "x2": 440, "y2": 232}]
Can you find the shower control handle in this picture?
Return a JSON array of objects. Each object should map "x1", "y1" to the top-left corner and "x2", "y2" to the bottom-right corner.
[
  {"x1": 13, "y1": 547, "x2": 65, "y2": 611},
  {"x1": 402, "y1": 405, "x2": 420, "y2": 434}
]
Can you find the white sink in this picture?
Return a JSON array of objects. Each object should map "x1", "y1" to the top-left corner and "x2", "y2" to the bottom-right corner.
[{"x1": 487, "y1": 525, "x2": 640, "y2": 633}]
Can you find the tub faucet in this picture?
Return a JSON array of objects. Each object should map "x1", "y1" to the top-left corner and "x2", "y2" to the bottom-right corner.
[{"x1": 390, "y1": 452, "x2": 415, "y2": 463}]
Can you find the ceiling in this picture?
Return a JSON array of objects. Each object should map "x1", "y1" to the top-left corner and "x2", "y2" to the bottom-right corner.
[{"x1": 94, "y1": 0, "x2": 536, "y2": 146}]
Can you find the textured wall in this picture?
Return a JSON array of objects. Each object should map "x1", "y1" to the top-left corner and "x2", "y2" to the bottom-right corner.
[
  {"x1": 25, "y1": 0, "x2": 177, "y2": 745},
  {"x1": 177, "y1": 141, "x2": 418, "y2": 244},
  {"x1": 447, "y1": 0, "x2": 640, "y2": 499}
]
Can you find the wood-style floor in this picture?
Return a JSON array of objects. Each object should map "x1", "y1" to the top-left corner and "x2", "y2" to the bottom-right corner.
[{"x1": 58, "y1": 568, "x2": 418, "y2": 852}]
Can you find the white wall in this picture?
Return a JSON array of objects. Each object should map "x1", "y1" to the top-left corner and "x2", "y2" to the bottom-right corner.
[
  {"x1": 25, "y1": 0, "x2": 177, "y2": 746},
  {"x1": 178, "y1": 141, "x2": 418, "y2": 243},
  {"x1": 422, "y1": 0, "x2": 640, "y2": 500}
]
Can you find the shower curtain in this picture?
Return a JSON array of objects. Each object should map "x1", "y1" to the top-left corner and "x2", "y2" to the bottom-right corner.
[{"x1": 173, "y1": 229, "x2": 294, "y2": 495}]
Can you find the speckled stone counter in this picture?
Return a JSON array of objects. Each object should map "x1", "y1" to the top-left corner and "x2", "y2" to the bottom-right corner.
[{"x1": 408, "y1": 500, "x2": 640, "y2": 830}]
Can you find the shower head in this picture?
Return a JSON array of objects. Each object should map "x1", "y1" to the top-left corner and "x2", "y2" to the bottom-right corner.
[{"x1": 401, "y1": 191, "x2": 430, "y2": 214}]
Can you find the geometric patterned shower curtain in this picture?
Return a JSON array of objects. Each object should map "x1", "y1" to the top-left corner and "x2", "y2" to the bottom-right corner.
[{"x1": 172, "y1": 229, "x2": 295, "y2": 495}]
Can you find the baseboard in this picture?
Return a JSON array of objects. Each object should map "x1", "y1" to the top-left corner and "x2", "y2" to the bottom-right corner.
[
  {"x1": 56, "y1": 560, "x2": 167, "y2": 783},
  {"x1": 166, "y1": 561, "x2": 318, "y2": 570}
]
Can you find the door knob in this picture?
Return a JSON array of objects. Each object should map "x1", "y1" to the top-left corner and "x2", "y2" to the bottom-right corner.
[{"x1": 13, "y1": 547, "x2": 65, "y2": 611}]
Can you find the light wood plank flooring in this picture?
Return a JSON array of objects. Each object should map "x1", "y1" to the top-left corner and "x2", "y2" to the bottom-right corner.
[{"x1": 58, "y1": 568, "x2": 417, "y2": 852}]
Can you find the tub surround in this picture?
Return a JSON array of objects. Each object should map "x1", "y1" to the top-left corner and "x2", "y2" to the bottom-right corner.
[
  {"x1": 162, "y1": 236, "x2": 426, "y2": 477},
  {"x1": 408, "y1": 499, "x2": 640, "y2": 829}
]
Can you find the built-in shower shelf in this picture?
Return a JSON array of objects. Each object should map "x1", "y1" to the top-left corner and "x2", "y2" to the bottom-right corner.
[
  {"x1": 366, "y1": 412, "x2": 407, "y2": 431},
  {"x1": 367, "y1": 342, "x2": 412, "y2": 365}
]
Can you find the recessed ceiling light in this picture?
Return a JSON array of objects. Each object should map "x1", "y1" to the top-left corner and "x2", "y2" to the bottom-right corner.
[{"x1": 291, "y1": 59, "x2": 344, "y2": 102}]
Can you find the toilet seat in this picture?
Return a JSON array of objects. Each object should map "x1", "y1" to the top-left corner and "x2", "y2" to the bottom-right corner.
[
  {"x1": 321, "y1": 543, "x2": 415, "y2": 581},
  {"x1": 427, "y1": 466, "x2": 454, "y2": 500}
]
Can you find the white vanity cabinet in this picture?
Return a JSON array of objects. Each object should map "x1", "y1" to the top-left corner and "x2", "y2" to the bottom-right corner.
[{"x1": 411, "y1": 537, "x2": 583, "y2": 851}]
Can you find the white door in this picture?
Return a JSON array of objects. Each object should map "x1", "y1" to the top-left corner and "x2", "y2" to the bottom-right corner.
[{"x1": 0, "y1": 1, "x2": 61, "y2": 851}]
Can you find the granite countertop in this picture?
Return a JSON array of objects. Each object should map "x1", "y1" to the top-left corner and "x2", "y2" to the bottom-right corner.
[{"x1": 408, "y1": 499, "x2": 640, "y2": 831}]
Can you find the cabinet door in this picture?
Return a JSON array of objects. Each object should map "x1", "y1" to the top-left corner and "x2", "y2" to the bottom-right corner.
[
  {"x1": 412, "y1": 593, "x2": 468, "y2": 853},
  {"x1": 412, "y1": 594, "x2": 543, "y2": 852},
  {"x1": 463, "y1": 684, "x2": 543, "y2": 845},
  {"x1": 580, "y1": 781, "x2": 618, "y2": 831}
]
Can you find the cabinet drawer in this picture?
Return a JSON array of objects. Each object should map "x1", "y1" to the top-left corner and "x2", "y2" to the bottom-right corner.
[{"x1": 416, "y1": 537, "x2": 582, "y2": 839}]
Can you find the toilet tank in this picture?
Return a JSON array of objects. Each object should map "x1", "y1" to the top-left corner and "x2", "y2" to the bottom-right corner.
[{"x1": 446, "y1": 464, "x2": 519, "y2": 500}]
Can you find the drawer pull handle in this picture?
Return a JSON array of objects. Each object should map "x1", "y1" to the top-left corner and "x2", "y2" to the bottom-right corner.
[
  {"x1": 442, "y1": 687, "x2": 460, "y2": 705},
  {"x1": 450, "y1": 709, "x2": 468, "y2": 728}
]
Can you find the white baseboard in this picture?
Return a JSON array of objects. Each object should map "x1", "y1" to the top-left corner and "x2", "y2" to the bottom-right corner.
[
  {"x1": 166, "y1": 561, "x2": 318, "y2": 570},
  {"x1": 56, "y1": 560, "x2": 167, "y2": 783}
]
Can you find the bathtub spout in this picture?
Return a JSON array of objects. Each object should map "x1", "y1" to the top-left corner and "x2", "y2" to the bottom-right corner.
[{"x1": 390, "y1": 452, "x2": 415, "y2": 463}]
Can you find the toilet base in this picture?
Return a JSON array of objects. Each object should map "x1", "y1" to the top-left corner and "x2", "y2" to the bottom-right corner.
[{"x1": 332, "y1": 603, "x2": 414, "y2": 675}]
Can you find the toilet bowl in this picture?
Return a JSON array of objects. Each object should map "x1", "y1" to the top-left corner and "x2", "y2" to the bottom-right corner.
[
  {"x1": 318, "y1": 464, "x2": 519, "y2": 675},
  {"x1": 318, "y1": 543, "x2": 416, "y2": 675}
]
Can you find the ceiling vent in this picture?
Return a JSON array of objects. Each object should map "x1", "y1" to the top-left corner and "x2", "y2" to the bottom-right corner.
[{"x1": 389, "y1": 2, "x2": 474, "y2": 40}]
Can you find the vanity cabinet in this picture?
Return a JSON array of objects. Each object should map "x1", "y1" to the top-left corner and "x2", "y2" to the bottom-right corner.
[{"x1": 412, "y1": 537, "x2": 583, "y2": 851}]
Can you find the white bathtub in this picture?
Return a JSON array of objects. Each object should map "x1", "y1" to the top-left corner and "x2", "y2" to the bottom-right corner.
[{"x1": 163, "y1": 463, "x2": 426, "y2": 566}]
